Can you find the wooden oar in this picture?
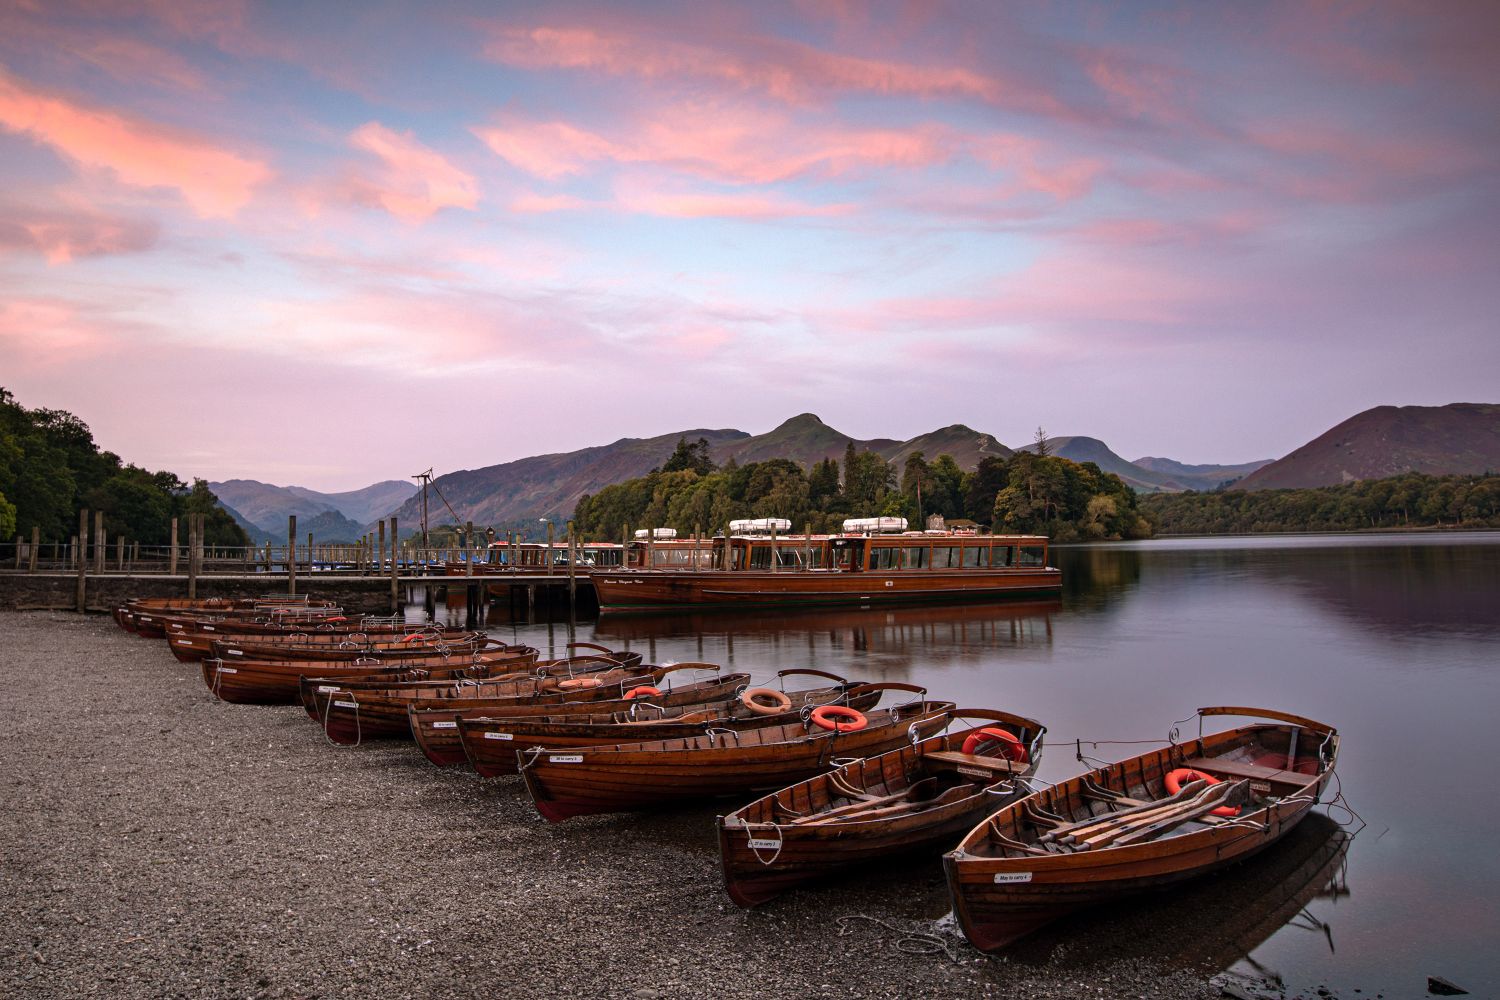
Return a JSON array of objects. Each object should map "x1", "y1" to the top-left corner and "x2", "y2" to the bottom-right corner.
[
  {"x1": 1074, "y1": 781, "x2": 1239, "y2": 850},
  {"x1": 1111, "y1": 780, "x2": 1250, "y2": 847},
  {"x1": 787, "y1": 777, "x2": 939, "y2": 825},
  {"x1": 1040, "y1": 780, "x2": 1210, "y2": 844},
  {"x1": 797, "y1": 783, "x2": 977, "y2": 827}
]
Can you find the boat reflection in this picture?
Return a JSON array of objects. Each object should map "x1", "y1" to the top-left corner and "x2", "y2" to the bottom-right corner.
[
  {"x1": 997, "y1": 811, "x2": 1351, "y2": 974},
  {"x1": 592, "y1": 598, "x2": 1061, "y2": 653}
]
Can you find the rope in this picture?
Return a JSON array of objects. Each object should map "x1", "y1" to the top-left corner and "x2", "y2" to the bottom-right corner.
[
  {"x1": 1319, "y1": 771, "x2": 1367, "y2": 835},
  {"x1": 744, "y1": 823, "x2": 784, "y2": 867},
  {"x1": 834, "y1": 914, "x2": 962, "y2": 963}
]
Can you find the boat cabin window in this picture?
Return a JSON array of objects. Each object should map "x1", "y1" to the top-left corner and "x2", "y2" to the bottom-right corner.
[
  {"x1": 991, "y1": 544, "x2": 1014, "y2": 568},
  {"x1": 931, "y1": 545, "x2": 958, "y2": 568},
  {"x1": 774, "y1": 545, "x2": 822, "y2": 570},
  {"x1": 900, "y1": 545, "x2": 928, "y2": 569},
  {"x1": 961, "y1": 545, "x2": 983, "y2": 568},
  {"x1": 1018, "y1": 544, "x2": 1046, "y2": 567},
  {"x1": 830, "y1": 538, "x2": 864, "y2": 571},
  {"x1": 868, "y1": 545, "x2": 900, "y2": 571}
]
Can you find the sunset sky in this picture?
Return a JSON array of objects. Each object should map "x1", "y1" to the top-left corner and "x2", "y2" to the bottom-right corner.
[{"x1": 2, "y1": 1, "x2": 1496, "y2": 491}]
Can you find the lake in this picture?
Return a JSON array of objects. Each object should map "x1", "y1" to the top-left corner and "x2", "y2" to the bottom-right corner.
[{"x1": 434, "y1": 531, "x2": 1500, "y2": 996}]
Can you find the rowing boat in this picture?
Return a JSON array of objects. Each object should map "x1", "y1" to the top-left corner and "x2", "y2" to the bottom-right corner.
[
  {"x1": 456, "y1": 678, "x2": 901, "y2": 776},
  {"x1": 943, "y1": 706, "x2": 1338, "y2": 951},
  {"x1": 717, "y1": 708, "x2": 1044, "y2": 906},
  {"x1": 202, "y1": 643, "x2": 541, "y2": 704},
  {"x1": 519, "y1": 688, "x2": 954, "y2": 822}
]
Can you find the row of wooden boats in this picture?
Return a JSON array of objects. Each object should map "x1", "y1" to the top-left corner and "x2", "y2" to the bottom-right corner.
[{"x1": 113, "y1": 595, "x2": 1342, "y2": 950}]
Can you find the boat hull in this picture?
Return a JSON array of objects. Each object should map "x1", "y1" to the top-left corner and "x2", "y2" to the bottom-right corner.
[{"x1": 591, "y1": 568, "x2": 1061, "y2": 612}]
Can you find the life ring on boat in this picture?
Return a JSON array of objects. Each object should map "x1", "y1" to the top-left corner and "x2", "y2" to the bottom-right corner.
[
  {"x1": 1164, "y1": 767, "x2": 1240, "y2": 818},
  {"x1": 961, "y1": 727, "x2": 1028, "y2": 764},
  {"x1": 557, "y1": 677, "x2": 603, "y2": 691},
  {"x1": 399, "y1": 632, "x2": 426, "y2": 643},
  {"x1": 624, "y1": 685, "x2": 661, "y2": 699},
  {"x1": 811, "y1": 705, "x2": 867, "y2": 733},
  {"x1": 741, "y1": 688, "x2": 792, "y2": 715}
]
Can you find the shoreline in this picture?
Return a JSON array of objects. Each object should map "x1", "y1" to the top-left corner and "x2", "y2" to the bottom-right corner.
[{"x1": 2, "y1": 611, "x2": 1279, "y2": 999}]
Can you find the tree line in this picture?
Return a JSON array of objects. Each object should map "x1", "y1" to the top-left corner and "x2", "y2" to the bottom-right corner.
[
  {"x1": 572, "y1": 436, "x2": 1151, "y2": 542},
  {"x1": 0, "y1": 388, "x2": 248, "y2": 546},
  {"x1": 1139, "y1": 473, "x2": 1500, "y2": 534}
]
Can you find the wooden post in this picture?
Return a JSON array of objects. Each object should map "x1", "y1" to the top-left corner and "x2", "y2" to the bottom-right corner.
[
  {"x1": 307, "y1": 533, "x2": 313, "y2": 571},
  {"x1": 566, "y1": 520, "x2": 577, "y2": 606},
  {"x1": 75, "y1": 509, "x2": 88, "y2": 613},
  {"x1": 186, "y1": 513, "x2": 198, "y2": 599},
  {"x1": 94, "y1": 510, "x2": 105, "y2": 573},
  {"x1": 378, "y1": 520, "x2": 386, "y2": 578},
  {"x1": 723, "y1": 523, "x2": 732, "y2": 572},
  {"x1": 805, "y1": 522, "x2": 812, "y2": 572},
  {"x1": 546, "y1": 520, "x2": 554, "y2": 576},
  {"x1": 116, "y1": 534, "x2": 125, "y2": 571},
  {"x1": 465, "y1": 522, "x2": 474, "y2": 578},
  {"x1": 769, "y1": 520, "x2": 778, "y2": 573},
  {"x1": 622, "y1": 523, "x2": 631, "y2": 567},
  {"x1": 13, "y1": 535, "x2": 20, "y2": 570},
  {"x1": 169, "y1": 517, "x2": 178, "y2": 575},
  {"x1": 646, "y1": 527, "x2": 655, "y2": 569},
  {"x1": 287, "y1": 515, "x2": 297, "y2": 595},
  {"x1": 263, "y1": 542, "x2": 271, "y2": 575},
  {"x1": 389, "y1": 517, "x2": 399, "y2": 613},
  {"x1": 29, "y1": 526, "x2": 39, "y2": 573},
  {"x1": 131, "y1": 540, "x2": 138, "y2": 571}
]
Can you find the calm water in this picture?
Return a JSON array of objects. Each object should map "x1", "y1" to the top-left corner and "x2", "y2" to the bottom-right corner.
[{"x1": 425, "y1": 532, "x2": 1500, "y2": 996}]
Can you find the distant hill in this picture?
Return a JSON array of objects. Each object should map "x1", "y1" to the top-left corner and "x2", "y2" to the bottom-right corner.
[
  {"x1": 386, "y1": 414, "x2": 1019, "y2": 533},
  {"x1": 1132, "y1": 456, "x2": 1274, "y2": 491},
  {"x1": 209, "y1": 479, "x2": 416, "y2": 534},
  {"x1": 1236, "y1": 403, "x2": 1500, "y2": 490},
  {"x1": 1017, "y1": 436, "x2": 1187, "y2": 492}
]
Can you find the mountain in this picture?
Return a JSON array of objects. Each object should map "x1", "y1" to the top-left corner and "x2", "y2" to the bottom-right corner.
[
  {"x1": 1018, "y1": 436, "x2": 1188, "y2": 492},
  {"x1": 209, "y1": 479, "x2": 416, "y2": 533},
  {"x1": 284, "y1": 481, "x2": 416, "y2": 524},
  {"x1": 1236, "y1": 403, "x2": 1500, "y2": 490},
  {"x1": 218, "y1": 500, "x2": 277, "y2": 546},
  {"x1": 1131, "y1": 456, "x2": 1274, "y2": 491},
  {"x1": 386, "y1": 415, "x2": 1021, "y2": 533}
]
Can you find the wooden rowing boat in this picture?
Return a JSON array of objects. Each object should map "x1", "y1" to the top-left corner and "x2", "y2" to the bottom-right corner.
[
  {"x1": 456, "y1": 678, "x2": 900, "y2": 776},
  {"x1": 115, "y1": 596, "x2": 334, "y2": 633},
  {"x1": 202, "y1": 643, "x2": 542, "y2": 705},
  {"x1": 408, "y1": 666, "x2": 809, "y2": 766},
  {"x1": 308, "y1": 661, "x2": 734, "y2": 746},
  {"x1": 125, "y1": 598, "x2": 340, "y2": 638},
  {"x1": 943, "y1": 706, "x2": 1339, "y2": 951},
  {"x1": 519, "y1": 691, "x2": 955, "y2": 822},
  {"x1": 717, "y1": 708, "x2": 1044, "y2": 907},
  {"x1": 170, "y1": 628, "x2": 490, "y2": 663}
]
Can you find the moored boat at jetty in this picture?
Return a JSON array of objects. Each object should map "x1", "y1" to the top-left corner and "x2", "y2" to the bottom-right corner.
[
  {"x1": 519, "y1": 687, "x2": 954, "y2": 822},
  {"x1": 590, "y1": 518, "x2": 1059, "y2": 612},
  {"x1": 457, "y1": 676, "x2": 898, "y2": 776},
  {"x1": 943, "y1": 707, "x2": 1339, "y2": 951},
  {"x1": 717, "y1": 708, "x2": 1044, "y2": 907}
]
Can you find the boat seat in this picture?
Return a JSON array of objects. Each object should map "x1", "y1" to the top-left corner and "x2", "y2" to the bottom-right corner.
[
  {"x1": 1181, "y1": 757, "x2": 1310, "y2": 785},
  {"x1": 922, "y1": 750, "x2": 1026, "y2": 777}
]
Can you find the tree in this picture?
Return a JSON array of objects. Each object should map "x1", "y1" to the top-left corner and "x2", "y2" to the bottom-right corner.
[
  {"x1": 1033, "y1": 426, "x2": 1051, "y2": 458},
  {"x1": 901, "y1": 451, "x2": 930, "y2": 524},
  {"x1": 661, "y1": 437, "x2": 716, "y2": 476},
  {"x1": 808, "y1": 457, "x2": 840, "y2": 505}
]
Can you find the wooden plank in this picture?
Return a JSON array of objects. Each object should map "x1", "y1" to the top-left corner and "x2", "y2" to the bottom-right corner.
[
  {"x1": 923, "y1": 749, "x2": 1026, "y2": 775},
  {"x1": 1181, "y1": 756, "x2": 1304, "y2": 783}
]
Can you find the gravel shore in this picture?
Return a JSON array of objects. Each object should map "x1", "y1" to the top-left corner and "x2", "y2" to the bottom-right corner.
[{"x1": 1, "y1": 612, "x2": 1236, "y2": 999}]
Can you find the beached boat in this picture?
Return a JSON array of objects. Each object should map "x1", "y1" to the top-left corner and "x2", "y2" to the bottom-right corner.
[
  {"x1": 408, "y1": 665, "x2": 795, "y2": 766},
  {"x1": 590, "y1": 519, "x2": 1059, "y2": 612},
  {"x1": 169, "y1": 628, "x2": 490, "y2": 663},
  {"x1": 125, "y1": 598, "x2": 340, "y2": 638},
  {"x1": 457, "y1": 677, "x2": 900, "y2": 776},
  {"x1": 308, "y1": 660, "x2": 733, "y2": 746},
  {"x1": 943, "y1": 706, "x2": 1339, "y2": 951},
  {"x1": 519, "y1": 688, "x2": 954, "y2": 822},
  {"x1": 717, "y1": 708, "x2": 1044, "y2": 907},
  {"x1": 202, "y1": 643, "x2": 541, "y2": 705},
  {"x1": 115, "y1": 595, "x2": 334, "y2": 633}
]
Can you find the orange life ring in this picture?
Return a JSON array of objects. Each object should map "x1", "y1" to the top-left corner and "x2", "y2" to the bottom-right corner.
[
  {"x1": 810, "y1": 705, "x2": 867, "y2": 733},
  {"x1": 624, "y1": 685, "x2": 661, "y2": 699},
  {"x1": 1163, "y1": 767, "x2": 1240, "y2": 817},
  {"x1": 961, "y1": 727, "x2": 1027, "y2": 764},
  {"x1": 399, "y1": 632, "x2": 425, "y2": 643},
  {"x1": 557, "y1": 677, "x2": 603, "y2": 691},
  {"x1": 741, "y1": 688, "x2": 792, "y2": 715}
]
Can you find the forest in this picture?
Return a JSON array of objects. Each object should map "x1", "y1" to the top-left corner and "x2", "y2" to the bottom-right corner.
[
  {"x1": 1139, "y1": 473, "x2": 1500, "y2": 534},
  {"x1": 0, "y1": 388, "x2": 247, "y2": 546},
  {"x1": 572, "y1": 437, "x2": 1151, "y2": 543}
]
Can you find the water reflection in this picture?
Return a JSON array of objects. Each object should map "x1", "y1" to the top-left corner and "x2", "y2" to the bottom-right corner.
[{"x1": 1001, "y1": 812, "x2": 1352, "y2": 977}]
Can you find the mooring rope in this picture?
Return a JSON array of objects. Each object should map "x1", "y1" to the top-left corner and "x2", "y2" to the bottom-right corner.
[{"x1": 834, "y1": 913, "x2": 962, "y2": 963}]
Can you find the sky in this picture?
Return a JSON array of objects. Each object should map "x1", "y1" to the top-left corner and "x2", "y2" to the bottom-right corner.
[{"x1": 2, "y1": 1, "x2": 1497, "y2": 492}]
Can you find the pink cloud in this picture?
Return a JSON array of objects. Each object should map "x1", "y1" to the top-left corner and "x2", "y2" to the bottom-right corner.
[
  {"x1": 482, "y1": 22, "x2": 1063, "y2": 114},
  {"x1": 0, "y1": 68, "x2": 270, "y2": 217},
  {"x1": 612, "y1": 179, "x2": 850, "y2": 219},
  {"x1": 0, "y1": 202, "x2": 159, "y2": 264},
  {"x1": 0, "y1": 297, "x2": 120, "y2": 366},
  {"x1": 510, "y1": 191, "x2": 591, "y2": 213},
  {"x1": 341, "y1": 122, "x2": 479, "y2": 222}
]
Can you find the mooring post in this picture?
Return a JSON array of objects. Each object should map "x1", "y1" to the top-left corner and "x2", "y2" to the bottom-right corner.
[
  {"x1": 307, "y1": 533, "x2": 313, "y2": 572},
  {"x1": 29, "y1": 525, "x2": 39, "y2": 573},
  {"x1": 465, "y1": 521, "x2": 474, "y2": 578},
  {"x1": 186, "y1": 514, "x2": 198, "y2": 599},
  {"x1": 94, "y1": 510, "x2": 105, "y2": 574},
  {"x1": 288, "y1": 515, "x2": 297, "y2": 596},
  {"x1": 263, "y1": 541, "x2": 271, "y2": 575},
  {"x1": 546, "y1": 520, "x2": 554, "y2": 577},
  {"x1": 378, "y1": 520, "x2": 386, "y2": 579},
  {"x1": 622, "y1": 523, "x2": 631, "y2": 566},
  {"x1": 131, "y1": 540, "x2": 138, "y2": 571},
  {"x1": 116, "y1": 535, "x2": 125, "y2": 572},
  {"x1": 566, "y1": 520, "x2": 576, "y2": 609},
  {"x1": 389, "y1": 517, "x2": 399, "y2": 614},
  {"x1": 75, "y1": 508, "x2": 88, "y2": 613},
  {"x1": 723, "y1": 523, "x2": 732, "y2": 572}
]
